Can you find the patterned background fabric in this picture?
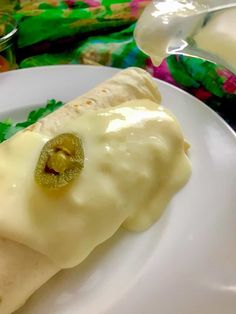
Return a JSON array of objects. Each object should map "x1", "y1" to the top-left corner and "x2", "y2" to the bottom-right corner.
[{"x1": 1, "y1": 0, "x2": 235, "y2": 129}]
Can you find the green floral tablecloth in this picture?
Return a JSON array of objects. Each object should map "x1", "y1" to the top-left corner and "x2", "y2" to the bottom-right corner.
[{"x1": 1, "y1": 0, "x2": 236, "y2": 129}]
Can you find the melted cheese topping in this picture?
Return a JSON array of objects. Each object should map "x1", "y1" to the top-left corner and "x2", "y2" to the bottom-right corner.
[{"x1": 0, "y1": 100, "x2": 191, "y2": 268}]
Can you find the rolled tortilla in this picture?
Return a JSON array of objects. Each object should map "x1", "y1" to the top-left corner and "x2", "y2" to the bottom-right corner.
[
  {"x1": 0, "y1": 67, "x2": 161, "y2": 314},
  {"x1": 0, "y1": 238, "x2": 58, "y2": 314},
  {"x1": 29, "y1": 67, "x2": 161, "y2": 136}
]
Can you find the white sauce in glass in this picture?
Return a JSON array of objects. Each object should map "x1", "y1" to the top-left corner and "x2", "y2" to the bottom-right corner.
[{"x1": 135, "y1": 0, "x2": 236, "y2": 69}]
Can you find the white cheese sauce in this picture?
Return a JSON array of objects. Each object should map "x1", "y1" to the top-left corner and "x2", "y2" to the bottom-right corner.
[
  {"x1": 135, "y1": 0, "x2": 236, "y2": 69},
  {"x1": 0, "y1": 99, "x2": 191, "y2": 268}
]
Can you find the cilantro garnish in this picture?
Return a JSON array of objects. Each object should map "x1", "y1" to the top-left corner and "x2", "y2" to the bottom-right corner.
[{"x1": 0, "y1": 99, "x2": 64, "y2": 143}]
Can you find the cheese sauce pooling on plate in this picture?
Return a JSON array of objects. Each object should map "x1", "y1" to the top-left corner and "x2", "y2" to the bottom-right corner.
[{"x1": 0, "y1": 99, "x2": 191, "y2": 268}]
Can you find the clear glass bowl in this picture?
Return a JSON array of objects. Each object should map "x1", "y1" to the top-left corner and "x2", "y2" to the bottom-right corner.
[{"x1": 0, "y1": 11, "x2": 18, "y2": 72}]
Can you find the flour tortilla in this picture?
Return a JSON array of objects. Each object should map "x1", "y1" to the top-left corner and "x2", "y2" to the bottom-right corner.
[{"x1": 0, "y1": 67, "x2": 161, "y2": 314}]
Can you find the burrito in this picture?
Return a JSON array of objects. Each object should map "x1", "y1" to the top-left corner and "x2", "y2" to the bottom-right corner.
[{"x1": 0, "y1": 67, "x2": 191, "y2": 313}]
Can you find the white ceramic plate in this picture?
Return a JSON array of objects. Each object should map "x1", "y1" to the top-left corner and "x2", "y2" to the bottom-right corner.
[{"x1": 0, "y1": 65, "x2": 235, "y2": 314}]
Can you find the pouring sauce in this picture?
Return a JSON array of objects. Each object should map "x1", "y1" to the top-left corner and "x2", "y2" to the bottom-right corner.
[{"x1": 135, "y1": 0, "x2": 236, "y2": 70}]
